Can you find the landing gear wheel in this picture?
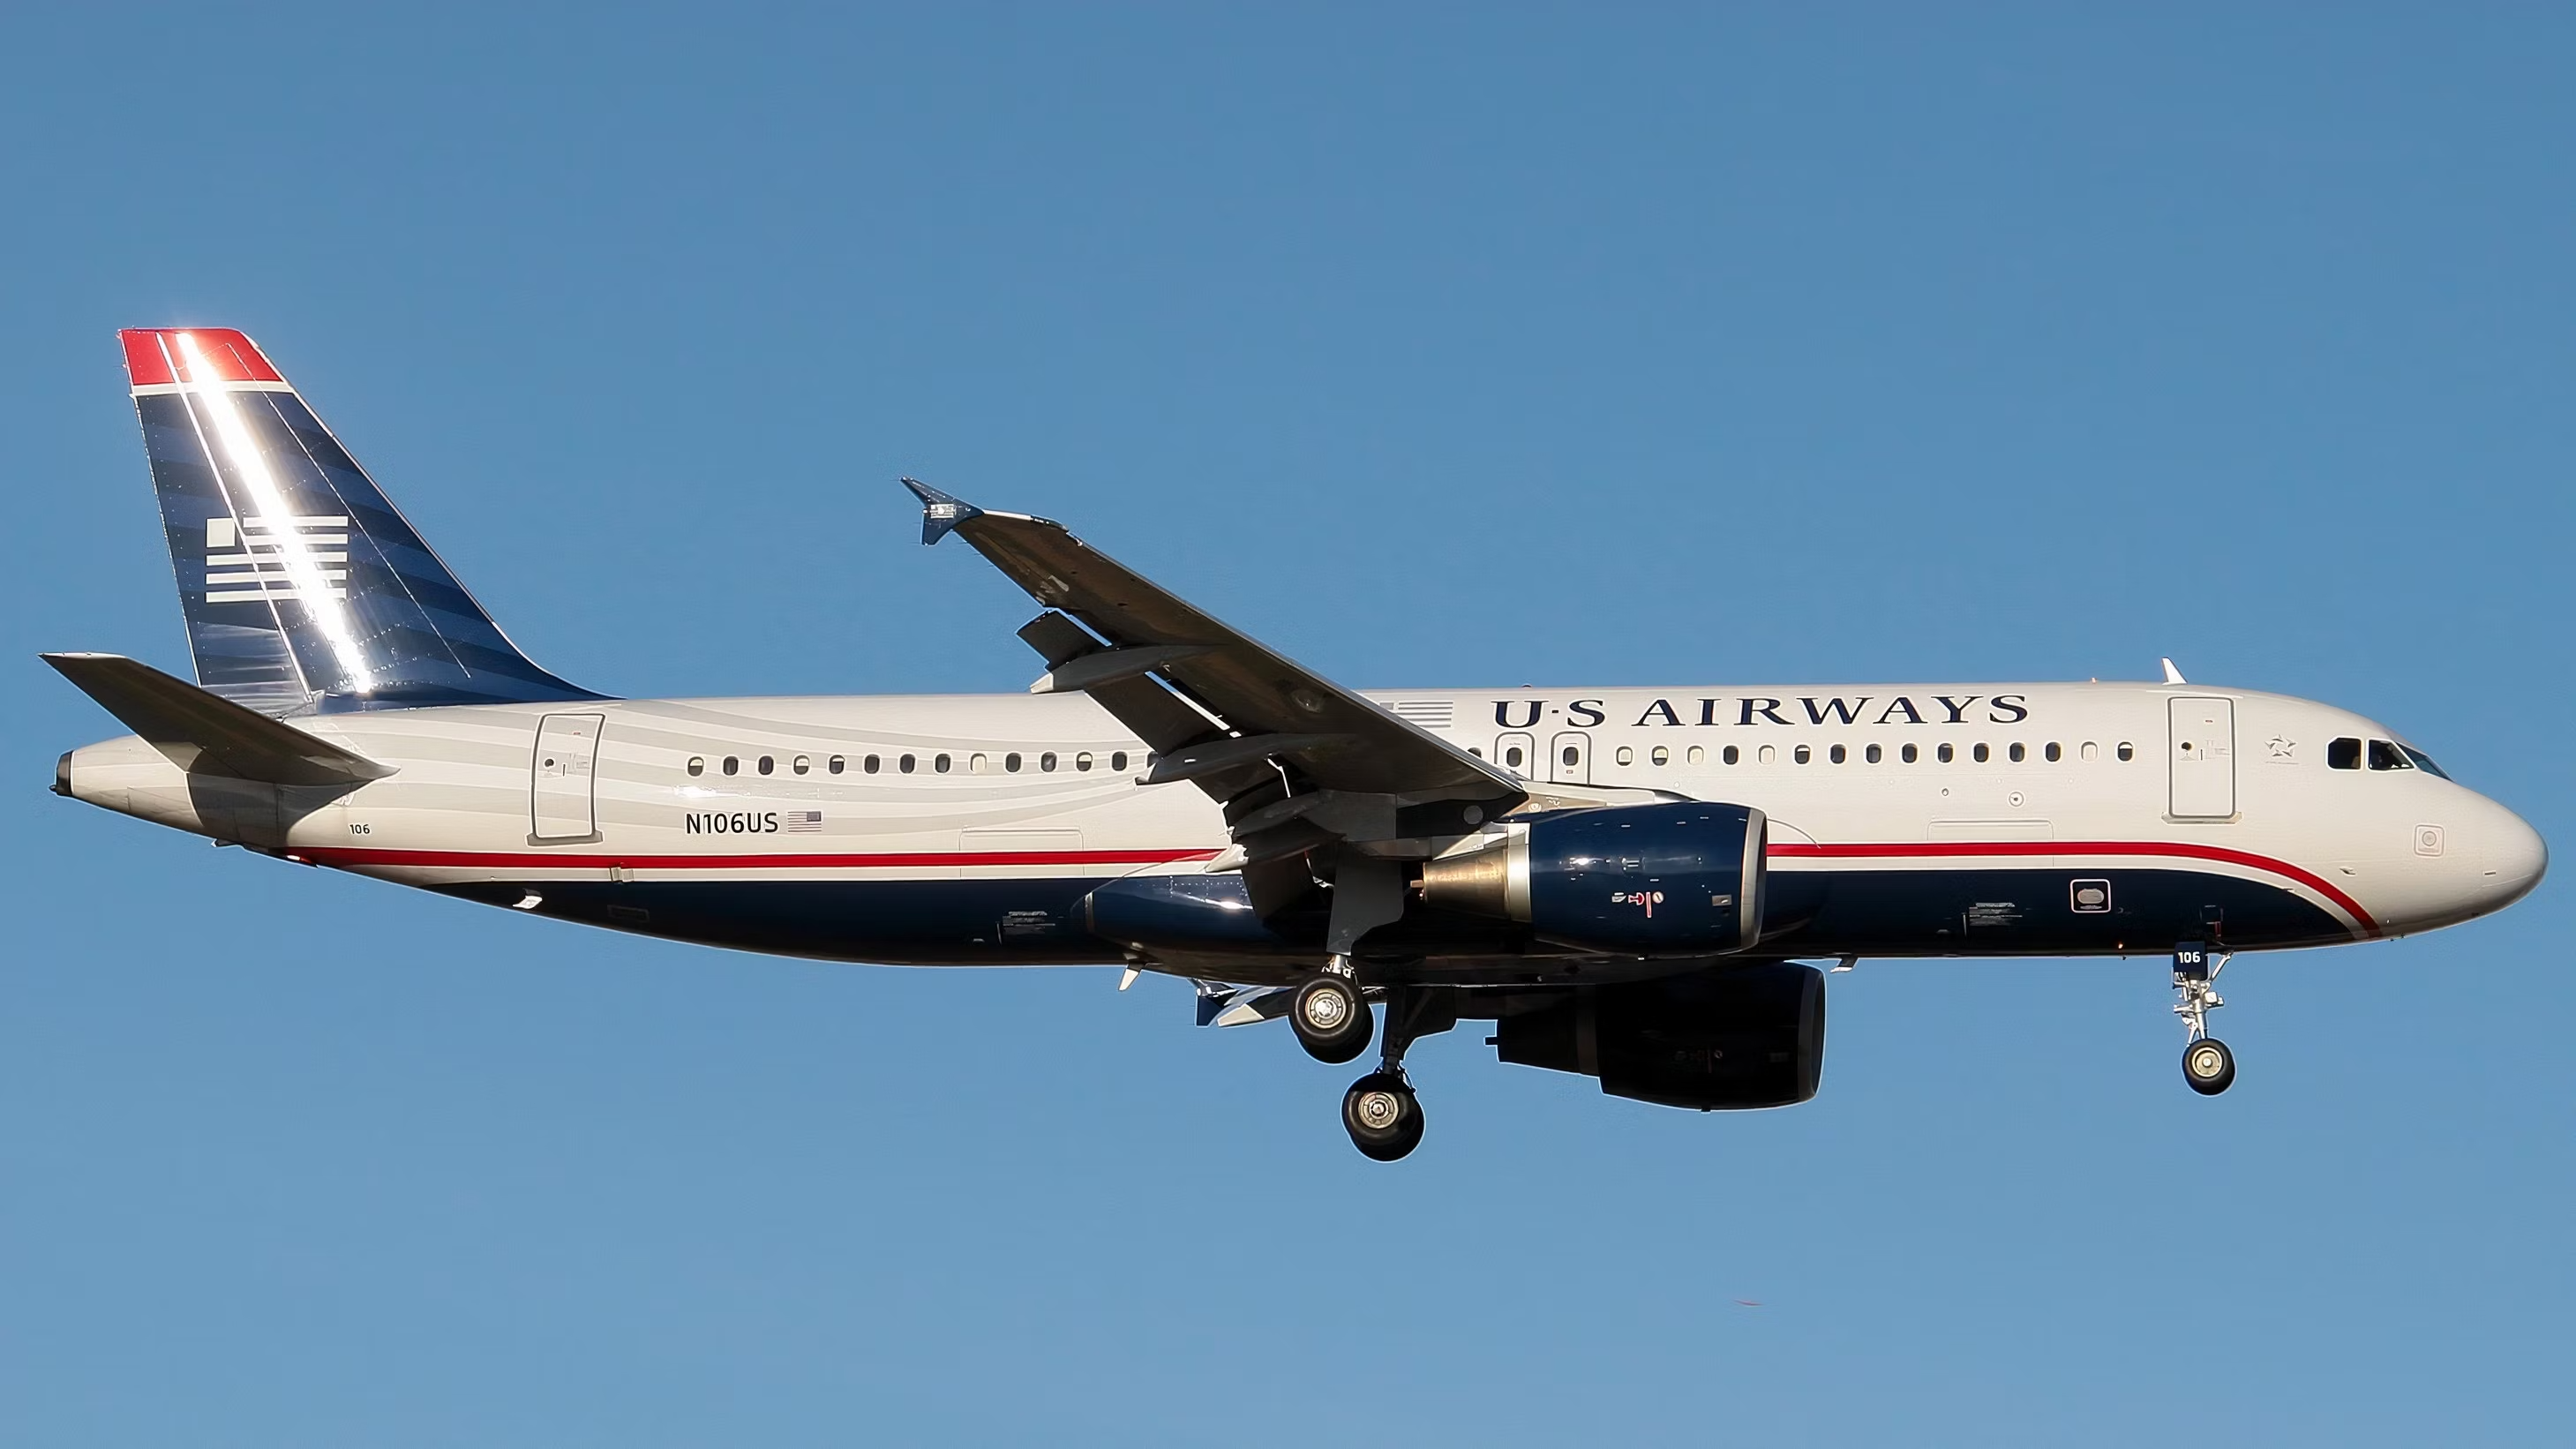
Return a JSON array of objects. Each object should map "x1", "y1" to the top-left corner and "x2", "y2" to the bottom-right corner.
[
  {"x1": 1342, "y1": 1071, "x2": 1424, "y2": 1161},
  {"x1": 2182, "y1": 1037, "x2": 2236, "y2": 1096},
  {"x1": 1290, "y1": 975, "x2": 1373, "y2": 1064}
]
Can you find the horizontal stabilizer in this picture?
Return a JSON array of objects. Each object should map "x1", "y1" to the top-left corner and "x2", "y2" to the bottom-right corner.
[{"x1": 42, "y1": 652, "x2": 396, "y2": 786}]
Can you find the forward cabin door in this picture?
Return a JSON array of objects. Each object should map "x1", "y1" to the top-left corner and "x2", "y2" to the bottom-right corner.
[
  {"x1": 531, "y1": 713, "x2": 606, "y2": 842},
  {"x1": 2167, "y1": 697, "x2": 2236, "y2": 820}
]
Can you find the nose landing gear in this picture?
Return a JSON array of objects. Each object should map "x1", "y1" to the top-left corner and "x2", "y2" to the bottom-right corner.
[{"x1": 2174, "y1": 942, "x2": 2236, "y2": 1096}]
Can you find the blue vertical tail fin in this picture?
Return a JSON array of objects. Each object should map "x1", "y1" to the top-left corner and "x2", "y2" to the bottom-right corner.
[{"x1": 120, "y1": 327, "x2": 601, "y2": 714}]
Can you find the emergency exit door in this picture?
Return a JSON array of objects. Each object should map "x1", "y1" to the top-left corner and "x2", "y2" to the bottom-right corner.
[
  {"x1": 531, "y1": 713, "x2": 606, "y2": 841},
  {"x1": 1550, "y1": 731, "x2": 1592, "y2": 785},
  {"x1": 2167, "y1": 697, "x2": 2235, "y2": 820}
]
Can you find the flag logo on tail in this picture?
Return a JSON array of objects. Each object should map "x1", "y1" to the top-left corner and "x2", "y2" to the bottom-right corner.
[{"x1": 203, "y1": 514, "x2": 351, "y2": 604}]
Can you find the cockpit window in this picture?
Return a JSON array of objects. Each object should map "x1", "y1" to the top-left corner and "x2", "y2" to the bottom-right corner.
[
  {"x1": 2367, "y1": 740, "x2": 2411, "y2": 772},
  {"x1": 2328, "y1": 738, "x2": 2361, "y2": 770},
  {"x1": 2397, "y1": 743, "x2": 2451, "y2": 780}
]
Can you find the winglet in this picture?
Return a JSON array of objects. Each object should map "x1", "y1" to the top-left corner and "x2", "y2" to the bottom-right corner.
[{"x1": 902, "y1": 477, "x2": 983, "y2": 546}]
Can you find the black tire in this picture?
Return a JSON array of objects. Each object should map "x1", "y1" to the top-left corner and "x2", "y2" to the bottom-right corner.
[
  {"x1": 1343, "y1": 1071, "x2": 1424, "y2": 1161},
  {"x1": 2182, "y1": 1037, "x2": 2236, "y2": 1096},
  {"x1": 1291, "y1": 976, "x2": 1373, "y2": 1064}
]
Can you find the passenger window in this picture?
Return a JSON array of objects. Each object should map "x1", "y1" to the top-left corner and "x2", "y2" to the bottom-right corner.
[
  {"x1": 1937, "y1": 743, "x2": 1955, "y2": 763},
  {"x1": 970, "y1": 753, "x2": 988, "y2": 773},
  {"x1": 1901, "y1": 743, "x2": 1918, "y2": 763},
  {"x1": 2328, "y1": 738, "x2": 2362, "y2": 770},
  {"x1": 830, "y1": 755, "x2": 846, "y2": 774},
  {"x1": 1972, "y1": 744, "x2": 1989, "y2": 763},
  {"x1": 899, "y1": 755, "x2": 916, "y2": 774},
  {"x1": 1077, "y1": 752, "x2": 1095, "y2": 771},
  {"x1": 2080, "y1": 742, "x2": 2098, "y2": 762},
  {"x1": 1723, "y1": 745, "x2": 1740, "y2": 765},
  {"x1": 2368, "y1": 740, "x2": 2411, "y2": 771},
  {"x1": 1615, "y1": 746, "x2": 1635, "y2": 766},
  {"x1": 793, "y1": 755, "x2": 811, "y2": 775},
  {"x1": 1865, "y1": 743, "x2": 1882, "y2": 764},
  {"x1": 723, "y1": 756, "x2": 740, "y2": 776},
  {"x1": 1503, "y1": 746, "x2": 1524, "y2": 769},
  {"x1": 1560, "y1": 746, "x2": 1579, "y2": 768},
  {"x1": 1112, "y1": 751, "x2": 1129, "y2": 770},
  {"x1": 687, "y1": 756, "x2": 705, "y2": 777},
  {"x1": 1469, "y1": 747, "x2": 1484, "y2": 758},
  {"x1": 2007, "y1": 743, "x2": 2025, "y2": 763},
  {"x1": 935, "y1": 753, "x2": 952, "y2": 773},
  {"x1": 862, "y1": 755, "x2": 879, "y2": 774},
  {"x1": 1006, "y1": 753, "x2": 1023, "y2": 772},
  {"x1": 1650, "y1": 745, "x2": 1669, "y2": 766},
  {"x1": 1040, "y1": 752, "x2": 1059, "y2": 772},
  {"x1": 1829, "y1": 744, "x2": 1846, "y2": 764},
  {"x1": 2117, "y1": 741, "x2": 2135, "y2": 762},
  {"x1": 2044, "y1": 742, "x2": 2062, "y2": 762},
  {"x1": 1757, "y1": 745, "x2": 1776, "y2": 764},
  {"x1": 1794, "y1": 745, "x2": 1812, "y2": 765},
  {"x1": 1686, "y1": 746, "x2": 1705, "y2": 764},
  {"x1": 756, "y1": 755, "x2": 775, "y2": 776}
]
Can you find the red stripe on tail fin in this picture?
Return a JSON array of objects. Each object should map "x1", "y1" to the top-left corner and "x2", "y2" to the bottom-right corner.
[
  {"x1": 119, "y1": 331, "x2": 175, "y2": 387},
  {"x1": 119, "y1": 327, "x2": 284, "y2": 387}
]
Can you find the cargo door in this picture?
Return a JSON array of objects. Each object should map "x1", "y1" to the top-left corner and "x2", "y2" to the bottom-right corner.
[{"x1": 531, "y1": 713, "x2": 606, "y2": 841}]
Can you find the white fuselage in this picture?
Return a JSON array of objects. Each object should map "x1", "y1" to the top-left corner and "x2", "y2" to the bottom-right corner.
[{"x1": 60, "y1": 679, "x2": 2546, "y2": 975}]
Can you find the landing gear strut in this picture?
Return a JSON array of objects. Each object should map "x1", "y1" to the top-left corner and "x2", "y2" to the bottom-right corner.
[
  {"x1": 1342, "y1": 986, "x2": 1456, "y2": 1161},
  {"x1": 2174, "y1": 942, "x2": 2236, "y2": 1096}
]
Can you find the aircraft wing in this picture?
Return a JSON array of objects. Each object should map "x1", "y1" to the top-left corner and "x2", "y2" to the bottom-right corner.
[{"x1": 905, "y1": 480, "x2": 1526, "y2": 921}]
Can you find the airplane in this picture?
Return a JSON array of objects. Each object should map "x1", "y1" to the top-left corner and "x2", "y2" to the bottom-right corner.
[{"x1": 48, "y1": 327, "x2": 2548, "y2": 1160}]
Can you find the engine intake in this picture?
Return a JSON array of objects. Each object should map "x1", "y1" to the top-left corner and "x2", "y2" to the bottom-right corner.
[
  {"x1": 1418, "y1": 803, "x2": 1767, "y2": 955},
  {"x1": 1494, "y1": 964, "x2": 1826, "y2": 1110}
]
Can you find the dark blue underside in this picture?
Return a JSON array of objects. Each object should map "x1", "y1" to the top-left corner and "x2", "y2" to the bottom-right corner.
[{"x1": 433, "y1": 866, "x2": 2351, "y2": 968}]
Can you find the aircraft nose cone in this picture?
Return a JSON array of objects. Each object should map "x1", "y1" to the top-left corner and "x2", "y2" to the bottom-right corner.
[{"x1": 2484, "y1": 806, "x2": 2548, "y2": 908}]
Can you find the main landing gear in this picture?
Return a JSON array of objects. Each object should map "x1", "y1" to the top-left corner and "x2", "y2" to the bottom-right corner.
[
  {"x1": 1337, "y1": 984, "x2": 1457, "y2": 1162},
  {"x1": 1288, "y1": 962, "x2": 1459, "y2": 1160},
  {"x1": 2174, "y1": 942, "x2": 2236, "y2": 1096},
  {"x1": 1288, "y1": 957, "x2": 1372, "y2": 1065}
]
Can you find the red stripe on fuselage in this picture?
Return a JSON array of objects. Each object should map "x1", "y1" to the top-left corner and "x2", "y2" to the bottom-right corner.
[
  {"x1": 1765, "y1": 839, "x2": 2376, "y2": 935},
  {"x1": 295, "y1": 838, "x2": 2372, "y2": 935},
  {"x1": 297, "y1": 846, "x2": 1223, "y2": 872}
]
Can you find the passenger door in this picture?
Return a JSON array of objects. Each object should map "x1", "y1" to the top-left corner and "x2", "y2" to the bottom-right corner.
[
  {"x1": 531, "y1": 713, "x2": 606, "y2": 842},
  {"x1": 2167, "y1": 697, "x2": 2235, "y2": 820}
]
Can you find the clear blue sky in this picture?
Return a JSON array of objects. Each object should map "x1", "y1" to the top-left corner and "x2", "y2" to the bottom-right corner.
[{"x1": 4, "y1": 6, "x2": 2570, "y2": 1445}]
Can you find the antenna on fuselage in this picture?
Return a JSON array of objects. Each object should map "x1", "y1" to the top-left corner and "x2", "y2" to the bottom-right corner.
[{"x1": 2160, "y1": 657, "x2": 2188, "y2": 685}]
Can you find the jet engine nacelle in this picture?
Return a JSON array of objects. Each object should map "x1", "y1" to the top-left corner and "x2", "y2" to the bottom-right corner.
[
  {"x1": 1417, "y1": 803, "x2": 1767, "y2": 956},
  {"x1": 1493, "y1": 964, "x2": 1826, "y2": 1110}
]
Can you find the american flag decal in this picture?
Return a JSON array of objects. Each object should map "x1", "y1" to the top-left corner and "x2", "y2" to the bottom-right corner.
[
  {"x1": 785, "y1": 810, "x2": 824, "y2": 834},
  {"x1": 203, "y1": 514, "x2": 351, "y2": 604}
]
